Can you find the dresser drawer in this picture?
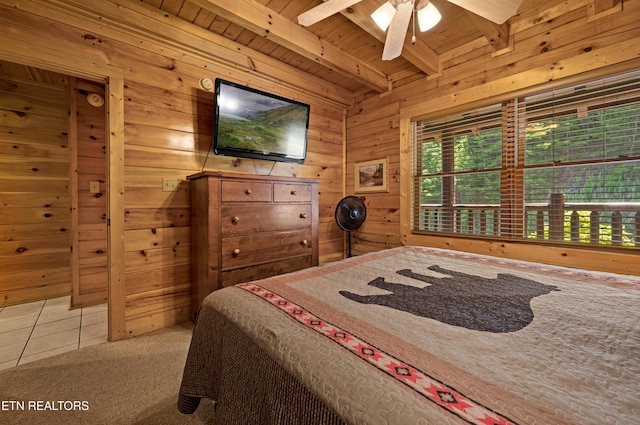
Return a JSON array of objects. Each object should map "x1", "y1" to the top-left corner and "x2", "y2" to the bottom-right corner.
[
  {"x1": 222, "y1": 204, "x2": 312, "y2": 234},
  {"x1": 221, "y1": 255, "x2": 313, "y2": 287},
  {"x1": 221, "y1": 230, "x2": 312, "y2": 270},
  {"x1": 221, "y1": 180, "x2": 272, "y2": 202},
  {"x1": 273, "y1": 183, "x2": 312, "y2": 202}
]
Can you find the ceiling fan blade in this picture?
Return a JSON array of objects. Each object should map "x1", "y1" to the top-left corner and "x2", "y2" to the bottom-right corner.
[
  {"x1": 447, "y1": 0, "x2": 525, "y2": 24},
  {"x1": 382, "y1": 0, "x2": 413, "y2": 61},
  {"x1": 298, "y1": 0, "x2": 363, "y2": 27}
]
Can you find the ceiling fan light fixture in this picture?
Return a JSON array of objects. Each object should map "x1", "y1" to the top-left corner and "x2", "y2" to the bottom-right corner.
[
  {"x1": 371, "y1": 1, "x2": 396, "y2": 32},
  {"x1": 298, "y1": 0, "x2": 525, "y2": 63},
  {"x1": 417, "y1": 2, "x2": 441, "y2": 32}
]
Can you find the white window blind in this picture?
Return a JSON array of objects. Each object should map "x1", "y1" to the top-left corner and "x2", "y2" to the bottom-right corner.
[{"x1": 413, "y1": 69, "x2": 640, "y2": 247}]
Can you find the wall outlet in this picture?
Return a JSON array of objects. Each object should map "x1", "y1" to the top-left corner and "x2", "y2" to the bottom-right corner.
[{"x1": 162, "y1": 178, "x2": 179, "y2": 192}]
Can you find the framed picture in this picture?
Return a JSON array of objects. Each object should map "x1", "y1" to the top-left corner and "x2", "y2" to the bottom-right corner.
[{"x1": 354, "y1": 158, "x2": 388, "y2": 193}]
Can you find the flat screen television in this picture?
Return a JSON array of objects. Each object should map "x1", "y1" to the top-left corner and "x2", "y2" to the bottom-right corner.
[{"x1": 213, "y1": 78, "x2": 310, "y2": 164}]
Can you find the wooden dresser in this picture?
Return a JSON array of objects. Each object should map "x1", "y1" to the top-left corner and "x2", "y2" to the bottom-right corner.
[{"x1": 188, "y1": 172, "x2": 319, "y2": 315}]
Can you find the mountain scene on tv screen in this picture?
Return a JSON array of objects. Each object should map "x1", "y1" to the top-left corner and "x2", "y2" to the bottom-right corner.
[{"x1": 218, "y1": 104, "x2": 307, "y2": 156}]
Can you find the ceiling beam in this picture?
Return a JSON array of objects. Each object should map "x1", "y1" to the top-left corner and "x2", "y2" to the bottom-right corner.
[
  {"x1": 464, "y1": 11, "x2": 510, "y2": 51},
  {"x1": 344, "y1": 0, "x2": 440, "y2": 75},
  {"x1": 190, "y1": 0, "x2": 390, "y2": 93}
]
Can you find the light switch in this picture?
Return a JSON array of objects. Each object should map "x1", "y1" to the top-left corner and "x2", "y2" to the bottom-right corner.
[{"x1": 89, "y1": 181, "x2": 100, "y2": 194}]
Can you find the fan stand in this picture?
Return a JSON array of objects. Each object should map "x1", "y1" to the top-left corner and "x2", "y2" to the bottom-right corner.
[{"x1": 335, "y1": 195, "x2": 366, "y2": 259}]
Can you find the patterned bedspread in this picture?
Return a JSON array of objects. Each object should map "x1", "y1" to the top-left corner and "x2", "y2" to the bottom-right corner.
[{"x1": 178, "y1": 246, "x2": 640, "y2": 424}]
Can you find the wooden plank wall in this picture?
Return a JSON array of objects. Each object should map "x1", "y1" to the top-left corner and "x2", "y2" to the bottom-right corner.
[
  {"x1": 346, "y1": 100, "x2": 402, "y2": 252},
  {"x1": 0, "y1": 62, "x2": 71, "y2": 306},
  {"x1": 71, "y1": 78, "x2": 108, "y2": 308},
  {"x1": 0, "y1": 0, "x2": 346, "y2": 336},
  {"x1": 346, "y1": 0, "x2": 640, "y2": 274}
]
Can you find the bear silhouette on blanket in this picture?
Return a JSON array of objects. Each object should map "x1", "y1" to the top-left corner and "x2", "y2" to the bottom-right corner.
[{"x1": 339, "y1": 265, "x2": 559, "y2": 333}]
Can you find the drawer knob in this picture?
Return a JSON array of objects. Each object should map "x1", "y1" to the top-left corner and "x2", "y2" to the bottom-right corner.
[
  {"x1": 301, "y1": 239, "x2": 308, "y2": 247},
  {"x1": 232, "y1": 248, "x2": 240, "y2": 256},
  {"x1": 299, "y1": 213, "x2": 307, "y2": 219},
  {"x1": 291, "y1": 190, "x2": 297, "y2": 195},
  {"x1": 245, "y1": 189, "x2": 252, "y2": 195},
  {"x1": 232, "y1": 216, "x2": 240, "y2": 224}
]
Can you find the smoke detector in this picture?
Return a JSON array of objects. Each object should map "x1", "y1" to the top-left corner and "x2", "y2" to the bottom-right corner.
[
  {"x1": 86, "y1": 92, "x2": 104, "y2": 107},
  {"x1": 199, "y1": 77, "x2": 214, "y2": 92}
]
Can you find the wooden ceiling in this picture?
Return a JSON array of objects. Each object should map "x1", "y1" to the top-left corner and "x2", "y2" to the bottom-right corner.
[{"x1": 137, "y1": 0, "x2": 525, "y2": 97}]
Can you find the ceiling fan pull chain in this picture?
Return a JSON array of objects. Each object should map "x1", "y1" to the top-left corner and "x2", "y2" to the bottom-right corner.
[{"x1": 411, "y1": 6, "x2": 417, "y2": 45}]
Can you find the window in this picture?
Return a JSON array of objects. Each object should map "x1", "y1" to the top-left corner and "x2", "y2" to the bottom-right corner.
[{"x1": 413, "y1": 69, "x2": 640, "y2": 247}]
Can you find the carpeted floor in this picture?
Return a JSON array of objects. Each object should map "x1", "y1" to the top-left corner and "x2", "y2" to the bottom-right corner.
[{"x1": 0, "y1": 322, "x2": 215, "y2": 424}]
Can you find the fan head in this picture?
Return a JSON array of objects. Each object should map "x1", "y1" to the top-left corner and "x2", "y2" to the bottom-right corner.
[{"x1": 335, "y1": 196, "x2": 366, "y2": 232}]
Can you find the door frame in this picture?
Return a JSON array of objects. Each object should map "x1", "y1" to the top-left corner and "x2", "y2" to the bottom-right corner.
[{"x1": 0, "y1": 50, "x2": 127, "y2": 341}]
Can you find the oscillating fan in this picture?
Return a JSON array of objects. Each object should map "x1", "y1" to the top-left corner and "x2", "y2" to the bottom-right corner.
[{"x1": 335, "y1": 196, "x2": 367, "y2": 258}]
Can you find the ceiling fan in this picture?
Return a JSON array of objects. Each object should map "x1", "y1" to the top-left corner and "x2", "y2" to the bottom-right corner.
[{"x1": 297, "y1": 0, "x2": 525, "y2": 60}]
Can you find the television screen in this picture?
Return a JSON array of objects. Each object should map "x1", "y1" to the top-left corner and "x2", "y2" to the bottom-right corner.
[{"x1": 213, "y1": 79, "x2": 310, "y2": 164}]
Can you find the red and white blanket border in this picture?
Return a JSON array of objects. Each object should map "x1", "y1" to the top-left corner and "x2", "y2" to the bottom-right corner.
[{"x1": 238, "y1": 282, "x2": 519, "y2": 425}]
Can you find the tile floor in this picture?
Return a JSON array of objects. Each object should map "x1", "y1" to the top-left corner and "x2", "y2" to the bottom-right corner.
[{"x1": 0, "y1": 296, "x2": 108, "y2": 371}]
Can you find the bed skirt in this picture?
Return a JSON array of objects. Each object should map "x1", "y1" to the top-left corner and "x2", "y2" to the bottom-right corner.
[{"x1": 178, "y1": 305, "x2": 347, "y2": 425}]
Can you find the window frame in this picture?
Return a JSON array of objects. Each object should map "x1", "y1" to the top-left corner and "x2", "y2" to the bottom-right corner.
[{"x1": 410, "y1": 70, "x2": 640, "y2": 249}]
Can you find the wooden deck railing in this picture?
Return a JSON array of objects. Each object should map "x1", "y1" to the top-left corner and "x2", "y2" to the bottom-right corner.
[{"x1": 418, "y1": 195, "x2": 640, "y2": 246}]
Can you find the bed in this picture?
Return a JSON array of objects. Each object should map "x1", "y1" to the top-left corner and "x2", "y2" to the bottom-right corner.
[{"x1": 178, "y1": 246, "x2": 640, "y2": 424}]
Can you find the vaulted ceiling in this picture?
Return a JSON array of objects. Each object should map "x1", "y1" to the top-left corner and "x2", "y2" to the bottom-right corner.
[{"x1": 138, "y1": 0, "x2": 525, "y2": 97}]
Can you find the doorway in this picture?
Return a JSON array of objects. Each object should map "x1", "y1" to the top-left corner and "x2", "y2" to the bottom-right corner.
[
  {"x1": 0, "y1": 51, "x2": 127, "y2": 343},
  {"x1": 0, "y1": 60, "x2": 109, "y2": 367},
  {"x1": 0, "y1": 60, "x2": 108, "y2": 308}
]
